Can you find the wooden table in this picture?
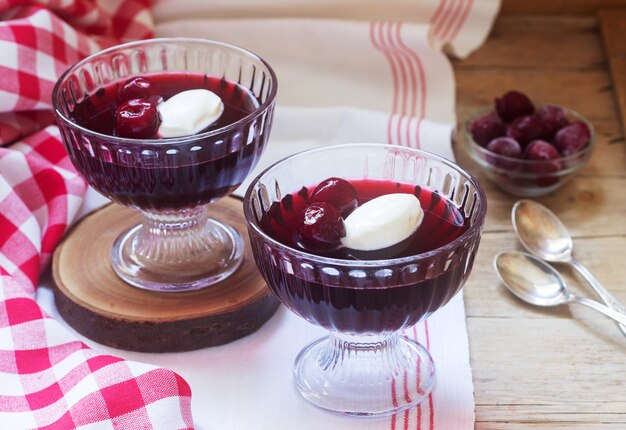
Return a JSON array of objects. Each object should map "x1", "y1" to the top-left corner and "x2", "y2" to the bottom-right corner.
[{"x1": 453, "y1": 13, "x2": 626, "y2": 429}]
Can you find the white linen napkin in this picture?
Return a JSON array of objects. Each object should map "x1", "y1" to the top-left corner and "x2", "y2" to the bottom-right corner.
[
  {"x1": 153, "y1": 0, "x2": 500, "y2": 59},
  {"x1": 37, "y1": 1, "x2": 499, "y2": 428}
]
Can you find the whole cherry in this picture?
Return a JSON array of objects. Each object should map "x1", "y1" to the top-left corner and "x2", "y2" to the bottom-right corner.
[
  {"x1": 486, "y1": 137, "x2": 523, "y2": 170},
  {"x1": 553, "y1": 121, "x2": 591, "y2": 156},
  {"x1": 495, "y1": 90, "x2": 534, "y2": 122},
  {"x1": 536, "y1": 105, "x2": 569, "y2": 139},
  {"x1": 523, "y1": 140, "x2": 562, "y2": 186},
  {"x1": 469, "y1": 111, "x2": 506, "y2": 147},
  {"x1": 119, "y1": 77, "x2": 157, "y2": 103},
  {"x1": 310, "y1": 177, "x2": 358, "y2": 215},
  {"x1": 297, "y1": 202, "x2": 346, "y2": 250},
  {"x1": 507, "y1": 114, "x2": 551, "y2": 146},
  {"x1": 115, "y1": 99, "x2": 161, "y2": 139}
]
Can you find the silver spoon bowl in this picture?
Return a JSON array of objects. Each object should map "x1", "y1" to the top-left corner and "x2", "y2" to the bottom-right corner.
[
  {"x1": 512, "y1": 199, "x2": 626, "y2": 336},
  {"x1": 495, "y1": 251, "x2": 626, "y2": 326}
]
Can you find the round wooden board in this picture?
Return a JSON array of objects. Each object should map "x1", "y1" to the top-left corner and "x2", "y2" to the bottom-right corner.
[{"x1": 52, "y1": 197, "x2": 279, "y2": 352}]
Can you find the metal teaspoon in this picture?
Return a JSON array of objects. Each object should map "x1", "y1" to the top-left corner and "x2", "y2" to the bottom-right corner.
[
  {"x1": 494, "y1": 251, "x2": 626, "y2": 326},
  {"x1": 512, "y1": 199, "x2": 626, "y2": 337}
]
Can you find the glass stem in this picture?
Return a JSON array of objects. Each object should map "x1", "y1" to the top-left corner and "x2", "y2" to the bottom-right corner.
[
  {"x1": 131, "y1": 205, "x2": 229, "y2": 274},
  {"x1": 319, "y1": 331, "x2": 405, "y2": 375}
]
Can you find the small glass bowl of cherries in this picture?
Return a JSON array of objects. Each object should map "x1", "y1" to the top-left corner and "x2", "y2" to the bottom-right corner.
[{"x1": 464, "y1": 90, "x2": 595, "y2": 197}]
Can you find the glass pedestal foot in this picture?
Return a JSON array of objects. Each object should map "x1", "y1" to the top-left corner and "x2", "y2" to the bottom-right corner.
[{"x1": 293, "y1": 332, "x2": 436, "y2": 417}]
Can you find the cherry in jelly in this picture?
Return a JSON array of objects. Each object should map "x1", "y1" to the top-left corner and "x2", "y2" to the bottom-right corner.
[
  {"x1": 115, "y1": 99, "x2": 160, "y2": 139},
  {"x1": 297, "y1": 202, "x2": 346, "y2": 250},
  {"x1": 119, "y1": 77, "x2": 157, "y2": 103},
  {"x1": 310, "y1": 177, "x2": 358, "y2": 215}
]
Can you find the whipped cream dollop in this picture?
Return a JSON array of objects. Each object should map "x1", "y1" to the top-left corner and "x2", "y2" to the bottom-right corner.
[
  {"x1": 157, "y1": 89, "x2": 224, "y2": 138},
  {"x1": 341, "y1": 193, "x2": 424, "y2": 251}
]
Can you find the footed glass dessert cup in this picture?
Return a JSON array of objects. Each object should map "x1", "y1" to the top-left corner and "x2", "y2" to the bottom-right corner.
[
  {"x1": 244, "y1": 143, "x2": 487, "y2": 417},
  {"x1": 53, "y1": 38, "x2": 277, "y2": 292}
]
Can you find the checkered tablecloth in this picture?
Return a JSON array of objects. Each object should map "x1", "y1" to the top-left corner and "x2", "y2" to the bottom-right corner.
[{"x1": 0, "y1": 1, "x2": 193, "y2": 429}]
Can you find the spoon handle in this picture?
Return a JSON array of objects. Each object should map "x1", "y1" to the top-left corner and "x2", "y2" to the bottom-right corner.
[
  {"x1": 570, "y1": 295, "x2": 626, "y2": 326},
  {"x1": 568, "y1": 258, "x2": 626, "y2": 335}
]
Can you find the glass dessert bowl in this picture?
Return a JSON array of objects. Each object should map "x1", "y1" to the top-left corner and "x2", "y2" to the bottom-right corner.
[
  {"x1": 53, "y1": 38, "x2": 277, "y2": 292},
  {"x1": 243, "y1": 143, "x2": 487, "y2": 416}
]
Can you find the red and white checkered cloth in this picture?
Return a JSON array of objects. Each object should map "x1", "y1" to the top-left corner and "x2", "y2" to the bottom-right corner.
[{"x1": 0, "y1": 1, "x2": 194, "y2": 429}]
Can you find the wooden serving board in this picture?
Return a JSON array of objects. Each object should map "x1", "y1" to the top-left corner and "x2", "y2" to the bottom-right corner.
[{"x1": 52, "y1": 197, "x2": 279, "y2": 352}]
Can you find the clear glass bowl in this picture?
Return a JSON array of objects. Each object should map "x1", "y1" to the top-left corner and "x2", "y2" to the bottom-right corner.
[
  {"x1": 243, "y1": 143, "x2": 487, "y2": 417},
  {"x1": 53, "y1": 38, "x2": 277, "y2": 292},
  {"x1": 464, "y1": 105, "x2": 595, "y2": 197}
]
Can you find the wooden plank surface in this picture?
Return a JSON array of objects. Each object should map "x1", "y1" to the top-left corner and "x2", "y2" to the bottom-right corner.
[
  {"x1": 453, "y1": 15, "x2": 626, "y2": 429},
  {"x1": 501, "y1": 0, "x2": 626, "y2": 16},
  {"x1": 599, "y1": 9, "x2": 626, "y2": 135}
]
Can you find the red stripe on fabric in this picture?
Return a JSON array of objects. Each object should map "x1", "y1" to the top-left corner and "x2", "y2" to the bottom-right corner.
[
  {"x1": 401, "y1": 365, "x2": 412, "y2": 429},
  {"x1": 432, "y1": 0, "x2": 453, "y2": 38},
  {"x1": 378, "y1": 21, "x2": 403, "y2": 146},
  {"x1": 403, "y1": 367, "x2": 412, "y2": 403},
  {"x1": 387, "y1": 22, "x2": 416, "y2": 146},
  {"x1": 390, "y1": 376, "x2": 399, "y2": 430},
  {"x1": 369, "y1": 21, "x2": 399, "y2": 145},
  {"x1": 402, "y1": 334, "x2": 412, "y2": 429},
  {"x1": 384, "y1": 21, "x2": 409, "y2": 147},
  {"x1": 418, "y1": 402, "x2": 423, "y2": 430},
  {"x1": 396, "y1": 23, "x2": 427, "y2": 149},
  {"x1": 447, "y1": 0, "x2": 474, "y2": 42},
  {"x1": 425, "y1": 321, "x2": 434, "y2": 430},
  {"x1": 433, "y1": 0, "x2": 456, "y2": 39},
  {"x1": 430, "y1": 0, "x2": 448, "y2": 25},
  {"x1": 414, "y1": 324, "x2": 422, "y2": 430},
  {"x1": 438, "y1": 0, "x2": 465, "y2": 42},
  {"x1": 394, "y1": 23, "x2": 420, "y2": 149},
  {"x1": 392, "y1": 23, "x2": 417, "y2": 148},
  {"x1": 428, "y1": 393, "x2": 434, "y2": 430}
]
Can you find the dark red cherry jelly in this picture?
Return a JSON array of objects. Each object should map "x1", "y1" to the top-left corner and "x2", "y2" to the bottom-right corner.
[
  {"x1": 65, "y1": 73, "x2": 265, "y2": 210},
  {"x1": 72, "y1": 72, "x2": 258, "y2": 138},
  {"x1": 261, "y1": 180, "x2": 467, "y2": 260},
  {"x1": 253, "y1": 180, "x2": 472, "y2": 333}
]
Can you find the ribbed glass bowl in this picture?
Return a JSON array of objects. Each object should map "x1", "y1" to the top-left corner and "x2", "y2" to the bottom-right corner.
[
  {"x1": 53, "y1": 38, "x2": 277, "y2": 292},
  {"x1": 243, "y1": 143, "x2": 487, "y2": 417}
]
